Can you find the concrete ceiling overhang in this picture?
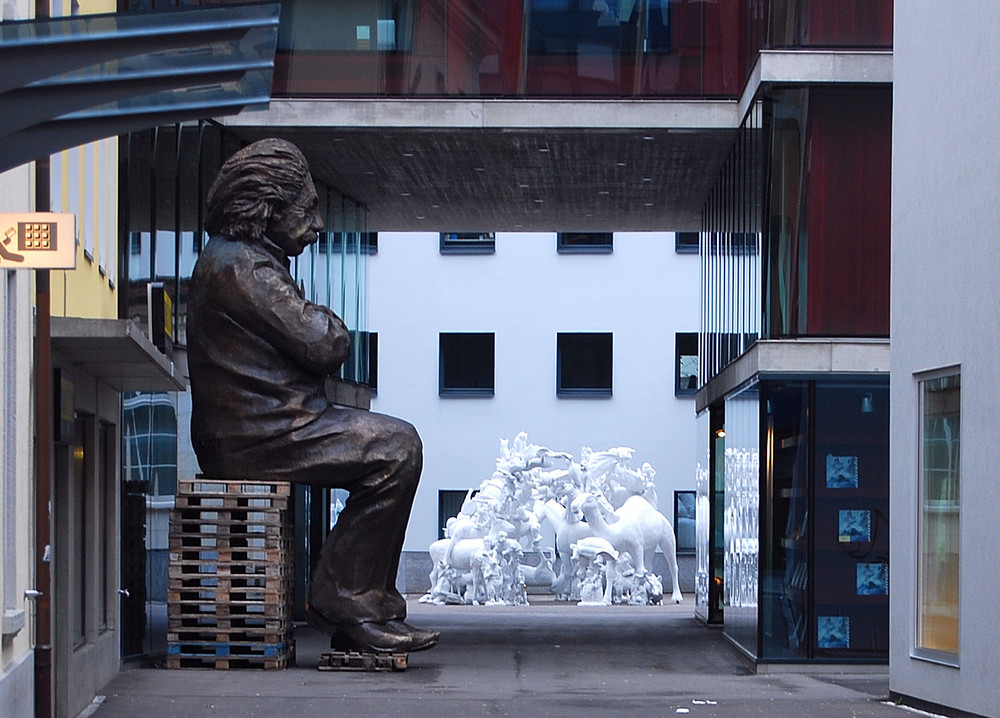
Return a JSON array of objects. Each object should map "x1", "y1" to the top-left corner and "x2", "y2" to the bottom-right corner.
[
  {"x1": 50, "y1": 317, "x2": 185, "y2": 393},
  {"x1": 221, "y1": 98, "x2": 742, "y2": 232},
  {"x1": 219, "y1": 51, "x2": 891, "y2": 234}
]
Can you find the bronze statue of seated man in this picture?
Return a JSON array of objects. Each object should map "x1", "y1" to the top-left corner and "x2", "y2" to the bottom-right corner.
[{"x1": 186, "y1": 138, "x2": 437, "y2": 654}]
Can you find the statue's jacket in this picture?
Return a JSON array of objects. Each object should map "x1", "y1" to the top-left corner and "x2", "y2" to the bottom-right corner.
[{"x1": 186, "y1": 234, "x2": 351, "y2": 478}]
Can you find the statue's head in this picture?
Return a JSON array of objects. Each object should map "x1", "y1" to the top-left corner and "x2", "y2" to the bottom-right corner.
[{"x1": 205, "y1": 138, "x2": 323, "y2": 256}]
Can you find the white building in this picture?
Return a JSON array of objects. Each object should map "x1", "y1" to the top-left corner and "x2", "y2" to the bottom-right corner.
[
  {"x1": 890, "y1": 3, "x2": 1000, "y2": 715},
  {"x1": 367, "y1": 231, "x2": 700, "y2": 590}
]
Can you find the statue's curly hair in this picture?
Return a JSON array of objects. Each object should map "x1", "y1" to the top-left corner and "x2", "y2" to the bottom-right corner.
[{"x1": 204, "y1": 138, "x2": 311, "y2": 243}]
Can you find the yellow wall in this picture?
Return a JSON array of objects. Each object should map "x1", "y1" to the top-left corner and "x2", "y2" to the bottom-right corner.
[{"x1": 50, "y1": 138, "x2": 118, "y2": 319}]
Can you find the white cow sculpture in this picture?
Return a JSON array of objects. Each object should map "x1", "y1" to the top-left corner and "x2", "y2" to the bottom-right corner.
[{"x1": 420, "y1": 433, "x2": 684, "y2": 606}]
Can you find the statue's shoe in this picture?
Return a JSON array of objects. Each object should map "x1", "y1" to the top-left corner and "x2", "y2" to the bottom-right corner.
[
  {"x1": 306, "y1": 606, "x2": 420, "y2": 653},
  {"x1": 384, "y1": 620, "x2": 440, "y2": 652}
]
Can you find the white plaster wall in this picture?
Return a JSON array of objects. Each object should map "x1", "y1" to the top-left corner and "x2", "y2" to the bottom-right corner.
[
  {"x1": 0, "y1": 163, "x2": 38, "y2": 715},
  {"x1": 890, "y1": 3, "x2": 1000, "y2": 715},
  {"x1": 369, "y1": 232, "x2": 700, "y2": 551}
]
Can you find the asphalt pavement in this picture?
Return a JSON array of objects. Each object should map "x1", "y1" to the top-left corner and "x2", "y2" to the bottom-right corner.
[{"x1": 87, "y1": 598, "x2": 918, "y2": 718}]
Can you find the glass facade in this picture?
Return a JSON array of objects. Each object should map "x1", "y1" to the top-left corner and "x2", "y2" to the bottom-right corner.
[
  {"x1": 700, "y1": 101, "x2": 763, "y2": 384},
  {"x1": 722, "y1": 385, "x2": 759, "y2": 653},
  {"x1": 272, "y1": 0, "x2": 742, "y2": 98},
  {"x1": 764, "y1": 86, "x2": 891, "y2": 339},
  {"x1": 694, "y1": 410, "x2": 711, "y2": 618},
  {"x1": 701, "y1": 85, "x2": 891, "y2": 386},
  {"x1": 743, "y1": 378, "x2": 889, "y2": 662}
]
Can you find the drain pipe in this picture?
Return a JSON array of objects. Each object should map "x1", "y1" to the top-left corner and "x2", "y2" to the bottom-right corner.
[
  {"x1": 33, "y1": 0, "x2": 53, "y2": 708},
  {"x1": 34, "y1": 262, "x2": 53, "y2": 718}
]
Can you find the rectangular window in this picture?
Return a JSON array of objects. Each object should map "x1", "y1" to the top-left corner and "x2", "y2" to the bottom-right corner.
[
  {"x1": 439, "y1": 332, "x2": 495, "y2": 397},
  {"x1": 438, "y1": 490, "x2": 468, "y2": 540},
  {"x1": 676, "y1": 231, "x2": 699, "y2": 254},
  {"x1": 674, "y1": 490, "x2": 696, "y2": 554},
  {"x1": 557, "y1": 332, "x2": 612, "y2": 397},
  {"x1": 557, "y1": 232, "x2": 613, "y2": 254},
  {"x1": 675, "y1": 332, "x2": 699, "y2": 396},
  {"x1": 440, "y1": 233, "x2": 495, "y2": 255},
  {"x1": 915, "y1": 371, "x2": 961, "y2": 662}
]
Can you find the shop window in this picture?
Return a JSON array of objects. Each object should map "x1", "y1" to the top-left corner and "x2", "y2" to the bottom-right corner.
[
  {"x1": 915, "y1": 371, "x2": 961, "y2": 662},
  {"x1": 556, "y1": 332, "x2": 612, "y2": 397},
  {"x1": 674, "y1": 491, "x2": 696, "y2": 554},
  {"x1": 440, "y1": 233, "x2": 495, "y2": 255},
  {"x1": 557, "y1": 232, "x2": 613, "y2": 254},
  {"x1": 675, "y1": 332, "x2": 699, "y2": 396},
  {"x1": 439, "y1": 332, "x2": 495, "y2": 397},
  {"x1": 676, "y1": 232, "x2": 699, "y2": 254}
]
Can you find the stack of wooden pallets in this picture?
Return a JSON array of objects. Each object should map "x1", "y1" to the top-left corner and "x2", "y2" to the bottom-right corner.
[{"x1": 167, "y1": 478, "x2": 295, "y2": 669}]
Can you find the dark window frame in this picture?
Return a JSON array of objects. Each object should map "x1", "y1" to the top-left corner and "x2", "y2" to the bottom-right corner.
[
  {"x1": 675, "y1": 332, "x2": 699, "y2": 396},
  {"x1": 439, "y1": 332, "x2": 495, "y2": 397},
  {"x1": 437, "y1": 489, "x2": 469, "y2": 540},
  {"x1": 557, "y1": 232, "x2": 613, "y2": 254},
  {"x1": 675, "y1": 231, "x2": 699, "y2": 254},
  {"x1": 440, "y1": 232, "x2": 495, "y2": 255},
  {"x1": 556, "y1": 332, "x2": 613, "y2": 398},
  {"x1": 673, "y1": 490, "x2": 697, "y2": 555}
]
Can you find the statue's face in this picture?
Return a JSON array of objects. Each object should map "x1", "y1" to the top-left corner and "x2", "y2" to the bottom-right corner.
[{"x1": 266, "y1": 175, "x2": 324, "y2": 256}]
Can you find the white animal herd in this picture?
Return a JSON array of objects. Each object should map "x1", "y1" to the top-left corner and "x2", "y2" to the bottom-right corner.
[{"x1": 420, "y1": 432, "x2": 683, "y2": 607}]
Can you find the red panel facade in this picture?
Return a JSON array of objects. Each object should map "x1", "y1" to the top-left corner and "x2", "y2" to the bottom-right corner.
[{"x1": 804, "y1": 87, "x2": 892, "y2": 336}]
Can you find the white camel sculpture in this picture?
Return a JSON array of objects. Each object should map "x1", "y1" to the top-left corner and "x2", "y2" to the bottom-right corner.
[
  {"x1": 537, "y1": 494, "x2": 594, "y2": 598},
  {"x1": 615, "y1": 494, "x2": 682, "y2": 602},
  {"x1": 571, "y1": 492, "x2": 683, "y2": 603}
]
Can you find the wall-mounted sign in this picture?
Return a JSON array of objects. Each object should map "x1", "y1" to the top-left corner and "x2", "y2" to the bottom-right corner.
[{"x1": 0, "y1": 213, "x2": 76, "y2": 269}]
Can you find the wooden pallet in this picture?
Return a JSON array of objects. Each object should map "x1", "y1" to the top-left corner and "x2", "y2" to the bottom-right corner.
[
  {"x1": 168, "y1": 478, "x2": 295, "y2": 669},
  {"x1": 170, "y1": 613, "x2": 293, "y2": 634},
  {"x1": 168, "y1": 558, "x2": 294, "y2": 580},
  {"x1": 166, "y1": 643, "x2": 295, "y2": 671},
  {"x1": 318, "y1": 650, "x2": 407, "y2": 672},
  {"x1": 175, "y1": 479, "x2": 292, "y2": 511}
]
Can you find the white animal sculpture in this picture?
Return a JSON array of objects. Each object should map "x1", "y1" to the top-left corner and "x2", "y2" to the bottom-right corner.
[
  {"x1": 537, "y1": 495, "x2": 594, "y2": 598},
  {"x1": 571, "y1": 536, "x2": 619, "y2": 606},
  {"x1": 425, "y1": 434, "x2": 682, "y2": 607},
  {"x1": 519, "y1": 546, "x2": 557, "y2": 588},
  {"x1": 615, "y1": 494, "x2": 682, "y2": 603},
  {"x1": 571, "y1": 492, "x2": 683, "y2": 603}
]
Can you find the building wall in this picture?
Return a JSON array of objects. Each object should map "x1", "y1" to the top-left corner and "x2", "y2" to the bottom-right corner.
[
  {"x1": 369, "y1": 231, "x2": 700, "y2": 556},
  {"x1": 0, "y1": 163, "x2": 38, "y2": 718},
  {"x1": 50, "y1": 139, "x2": 119, "y2": 320},
  {"x1": 890, "y1": 3, "x2": 1000, "y2": 715}
]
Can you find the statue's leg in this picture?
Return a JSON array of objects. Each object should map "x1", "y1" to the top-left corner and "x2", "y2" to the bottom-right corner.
[{"x1": 304, "y1": 411, "x2": 422, "y2": 627}]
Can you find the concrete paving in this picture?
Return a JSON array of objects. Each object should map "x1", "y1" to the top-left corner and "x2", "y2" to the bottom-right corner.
[{"x1": 89, "y1": 599, "x2": 912, "y2": 718}]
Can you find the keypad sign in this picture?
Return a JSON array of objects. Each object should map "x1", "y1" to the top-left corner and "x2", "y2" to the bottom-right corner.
[{"x1": 0, "y1": 213, "x2": 76, "y2": 268}]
